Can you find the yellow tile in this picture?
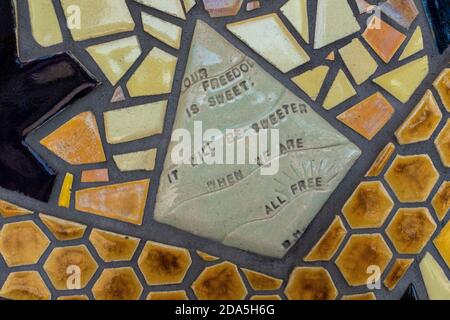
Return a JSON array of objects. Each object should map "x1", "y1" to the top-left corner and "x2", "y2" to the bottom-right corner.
[
  {"x1": 435, "y1": 119, "x2": 450, "y2": 167},
  {"x1": 339, "y1": 38, "x2": 378, "y2": 85},
  {"x1": 342, "y1": 292, "x2": 376, "y2": 300},
  {"x1": 183, "y1": 0, "x2": 197, "y2": 13},
  {"x1": 147, "y1": 291, "x2": 189, "y2": 300},
  {"x1": 0, "y1": 200, "x2": 32, "y2": 218},
  {"x1": 0, "y1": 271, "x2": 50, "y2": 300},
  {"x1": 61, "y1": 0, "x2": 135, "y2": 41},
  {"x1": 86, "y1": 36, "x2": 141, "y2": 85},
  {"x1": 323, "y1": 69, "x2": 356, "y2": 110},
  {"x1": 57, "y1": 295, "x2": 89, "y2": 300},
  {"x1": 433, "y1": 68, "x2": 450, "y2": 112},
  {"x1": 58, "y1": 172, "x2": 73, "y2": 208},
  {"x1": 142, "y1": 13, "x2": 182, "y2": 49},
  {"x1": 92, "y1": 267, "x2": 143, "y2": 300},
  {"x1": 113, "y1": 148, "x2": 158, "y2": 172},
  {"x1": 29, "y1": 0, "x2": 63, "y2": 47},
  {"x1": 89, "y1": 228, "x2": 140, "y2": 262},
  {"x1": 434, "y1": 221, "x2": 450, "y2": 269},
  {"x1": 285, "y1": 267, "x2": 337, "y2": 300},
  {"x1": 432, "y1": 181, "x2": 450, "y2": 221},
  {"x1": 104, "y1": 101, "x2": 167, "y2": 144},
  {"x1": 134, "y1": 0, "x2": 186, "y2": 20},
  {"x1": 420, "y1": 252, "x2": 450, "y2": 300},
  {"x1": 399, "y1": 26, "x2": 423, "y2": 61},
  {"x1": 127, "y1": 48, "x2": 177, "y2": 97},
  {"x1": 196, "y1": 250, "x2": 220, "y2": 262},
  {"x1": 280, "y1": 0, "x2": 309, "y2": 43},
  {"x1": 383, "y1": 258, "x2": 414, "y2": 291},
  {"x1": 325, "y1": 51, "x2": 335, "y2": 61},
  {"x1": 251, "y1": 295, "x2": 282, "y2": 300},
  {"x1": 365, "y1": 143, "x2": 396, "y2": 177},
  {"x1": 241, "y1": 269, "x2": 283, "y2": 291},
  {"x1": 227, "y1": 14, "x2": 310, "y2": 73},
  {"x1": 292, "y1": 65, "x2": 329, "y2": 101},
  {"x1": 373, "y1": 56, "x2": 429, "y2": 103},
  {"x1": 39, "y1": 213, "x2": 86, "y2": 241}
]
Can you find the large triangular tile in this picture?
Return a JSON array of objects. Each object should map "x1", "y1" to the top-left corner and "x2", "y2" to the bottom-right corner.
[
  {"x1": 280, "y1": 0, "x2": 309, "y2": 43},
  {"x1": 419, "y1": 253, "x2": 450, "y2": 300}
]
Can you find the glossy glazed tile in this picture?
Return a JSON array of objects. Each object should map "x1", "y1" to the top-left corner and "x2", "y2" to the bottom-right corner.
[
  {"x1": 183, "y1": 0, "x2": 197, "y2": 13},
  {"x1": 241, "y1": 269, "x2": 283, "y2": 291},
  {"x1": 384, "y1": 259, "x2": 414, "y2": 291},
  {"x1": 399, "y1": 26, "x2": 424, "y2": 61},
  {"x1": 433, "y1": 221, "x2": 450, "y2": 269},
  {"x1": 142, "y1": 12, "x2": 182, "y2": 50},
  {"x1": 0, "y1": 271, "x2": 50, "y2": 300},
  {"x1": 111, "y1": 86, "x2": 126, "y2": 103},
  {"x1": 246, "y1": 1, "x2": 260, "y2": 12},
  {"x1": 323, "y1": 69, "x2": 356, "y2": 110},
  {"x1": 113, "y1": 148, "x2": 158, "y2": 172},
  {"x1": 435, "y1": 119, "x2": 450, "y2": 167},
  {"x1": 337, "y1": 92, "x2": 394, "y2": 140},
  {"x1": 355, "y1": 0, "x2": 372, "y2": 14},
  {"x1": 147, "y1": 291, "x2": 189, "y2": 300},
  {"x1": 39, "y1": 213, "x2": 86, "y2": 241},
  {"x1": 336, "y1": 234, "x2": 392, "y2": 286},
  {"x1": 80, "y1": 168, "x2": 110, "y2": 183},
  {"x1": 325, "y1": 51, "x2": 335, "y2": 61},
  {"x1": 379, "y1": 0, "x2": 419, "y2": 29},
  {"x1": 285, "y1": 267, "x2": 337, "y2": 300},
  {"x1": 433, "y1": 68, "x2": 450, "y2": 111},
  {"x1": 227, "y1": 14, "x2": 310, "y2": 73},
  {"x1": 28, "y1": 0, "x2": 63, "y2": 47},
  {"x1": 58, "y1": 172, "x2": 73, "y2": 208},
  {"x1": 134, "y1": 0, "x2": 186, "y2": 20},
  {"x1": 0, "y1": 200, "x2": 32, "y2": 218},
  {"x1": 386, "y1": 208, "x2": 437, "y2": 254},
  {"x1": 57, "y1": 295, "x2": 89, "y2": 300},
  {"x1": 419, "y1": 252, "x2": 450, "y2": 300},
  {"x1": 89, "y1": 229, "x2": 140, "y2": 262},
  {"x1": 280, "y1": 0, "x2": 309, "y2": 44},
  {"x1": 250, "y1": 295, "x2": 282, "y2": 300},
  {"x1": 75, "y1": 179, "x2": 150, "y2": 225},
  {"x1": 203, "y1": 0, "x2": 243, "y2": 18},
  {"x1": 292, "y1": 65, "x2": 329, "y2": 101},
  {"x1": 384, "y1": 154, "x2": 439, "y2": 203},
  {"x1": 196, "y1": 251, "x2": 220, "y2": 262},
  {"x1": 431, "y1": 181, "x2": 450, "y2": 221},
  {"x1": 365, "y1": 143, "x2": 396, "y2": 177},
  {"x1": 303, "y1": 216, "x2": 347, "y2": 262},
  {"x1": 342, "y1": 292, "x2": 376, "y2": 300},
  {"x1": 92, "y1": 267, "x2": 143, "y2": 300}
]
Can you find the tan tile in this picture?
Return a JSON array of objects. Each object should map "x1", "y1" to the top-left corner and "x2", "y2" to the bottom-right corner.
[
  {"x1": 81, "y1": 169, "x2": 109, "y2": 183},
  {"x1": 285, "y1": 267, "x2": 337, "y2": 300},
  {"x1": 0, "y1": 200, "x2": 32, "y2": 218},
  {"x1": 365, "y1": 143, "x2": 396, "y2": 177},
  {"x1": 433, "y1": 68, "x2": 450, "y2": 112},
  {"x1": 203, "y1": 0, "x2": 243, "y2": 17},
  {"x1": 113, "y1": 148, "x2": 157, "y2": 172},
  {"x1": 292, "y1": 65, "x2": 329, "y2": 101},
  {"x1": 183, "y1": 0, "x2": 197, "y2": 13},
  {"x1": 89, "y1": 229, "x2": 140, "y2": 262},
  {"x1": 241, "y1": 269, "x2": 283, "y2": 291},
  {"x1": 432, "y1": 181, "x2": 450, "y2": 221},
  {"x1": 384, "y1": 259, "x2": 414, "y2": 291},
  {"x1": 246, "y1": 1, "x2": 260, "y2": 12},
  {"x1": 110, "y1": 86, "x2": 125, "y2": 103},
  {"x1": 92, "y1": 267, "x2": 143, "y2": 300},
  {"x1": 29, "y1": 0, "x2": 63, "y2": 47},
  {"x1": 39, "y1": 213, "x2": 86, "y2": 241},
  {"x1": 435, "y1": 119, "x2": 450, "y2": 167},
  {"x1": 433, "y1": 220, "x2": 450, "y2": 269},
  {"x1": 339, "y1": 38, "x2": 378, "y2": 85},
  {"x1": 134, "y1": 0, "x2": 186, "y2": 19},
  {"x1": 0, "y1": 271, "x2": 50, "y2": 300},
  {"x1": 379, "y1": 0, "x2": 419, "y2": 29},
  {"x1": 323, "y1": 69, "x2": 356, "y2": 110}
]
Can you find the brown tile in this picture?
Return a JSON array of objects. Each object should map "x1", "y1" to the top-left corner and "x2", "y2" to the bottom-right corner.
[
  {"x1": 383, "y1": 258, "x2": 414, "y2": 290},
  {"x1": 379, "y1": 0, "x2": 419, "y2": 29},
  {"x1": 57, "y1": 295, "x2": 89, "y2": 300},
  {"x1": 39, "y1": 213, "x2": 86, "y2": 241},
  {"x1": 250, "y1": 295, "x2": 282, "y2": 300},
  {"x1": 433, "y1": 220, "x2": 450, "y2": 269},
  {"x1": 433, "y1": 68, "x2": 450, "y2": 112},
  {"x1": 241, "y1": 269, "x2": 283, "y2": 291},
  {"x1": 285, "y1": 267, "x2": 338, "y2": 300},
  {"x1": 366, "y1": 143, "x2": 396, "y2": 177},
  {"x1": 196, "y1": 250, "x2": 220, "y2": 262},
  {"x1": 0, "y1": 271, "x2": 50, "y2": 300},
  {"x1": 147, "y1": 291, "x2": 188, "y2": 300},
  {"x1": 342, "y1": 292, "x2": 377, "y2": 300},
  {"x1": 435, "y1": 119, "x2": 450, "y2": 167},
  {"x1": 0, "y1": 200, "x2": 32, "y2": 218},
  {"x1": 92, "y1": 267, "x2": 142, "y2": 300},
  {"x1": 81, "y1": 169, "x2": 109, "y2": 183},
  {"x1": 203, "y1": 0, "x2": 243, "y2": 17},
  {"x1": 89, "y1": 228, "x2": 140, "y2": 262},
  {"x1": 432, "y1": 181, "x2": 450, "y2": 221}
]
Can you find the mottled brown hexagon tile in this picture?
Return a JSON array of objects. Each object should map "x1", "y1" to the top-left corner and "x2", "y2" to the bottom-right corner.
[
  {"x1": 0, "y1": 271, "x2": 51, "y2": 300},
  {"x1": 192, "y1": 262, "x2": 247, "y2": 300},
  {"x1": 241, "y1": 269, "x2": 283, "y2": 291},
  {"x1": 138, "y1": 241, "x2": 191, "y2": 286},
  {"x1": 365, "y1": 143, "x2": 396, "y2": 177},
  {"x1": 39, "y1": 213, "x2": 86, "y2": 241},
  {"x1": 435, "y1": 119, "x2": 450, "y2": 168},
  {"x1": 342, "y1": 292, "x2": 377, "y2": 300},
  {"x1": 44, "y1": 245, "x2": 98, "y2": 290},
  {"x1": 342, "y1": 181, "x2": 394, "y2": 229},
  {"x1": 433, "y1": 68, "x2": 450, "y2": 112},
  {"x1": 89, "y1": 229, "x2": 140, "y2": 262},
  {"x1": 147, "y1": 291, "x2": 189, "y2": 300},
  {"x1": 0, "y1": 199, "x2": 32, "y2": 218},
  {"x1": 0, "y1": 221, "x2": 49, "y2": 267},
  {"x1": 285, "y1": 267, "x2": 338, "y2": 300},
  {"x1": 432, "y1": 181, "x2": 450, "y2": 221},
  {"x1": 304, "y1": 216, "x2": 347, "y2": 262},
  {"x1": 92, "y1": 267, "x2": 143, "y2": 300},
  {"x1": 385, "y1": 154, "x2": 439, "y2": 203},
  {"x1": 383, "y1": 258, "x2": 414, "y2": 291},
  {"x1": 386, "y1": 208, "x2": 436, "y2": 254},
  {"x1": 336, "y1": 234, "x2": 392, "y2": 287}
]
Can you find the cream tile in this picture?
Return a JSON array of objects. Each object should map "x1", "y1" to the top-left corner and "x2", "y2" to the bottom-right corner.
[
  {"x1": 113, "y1": 149, "x2": 158, "y2": 172},
  {"x1": 29, "y1": 0, "x2": 63, "y2": 47},
  {"x1": 183, "y1": 0, "x2": 197, "y2": 13},
  {"x1": 420, "y1": 253, "x2": 450, "y2": 300},
  {"x1": 280, "y1": 0, "x2": 309, "y2": 43},
  {"x1": 142, "y1": 12, "x2": 182, "y2": 49},
  {"x1": 134, "y1": 0, "x2": 186, "y2": 20}
]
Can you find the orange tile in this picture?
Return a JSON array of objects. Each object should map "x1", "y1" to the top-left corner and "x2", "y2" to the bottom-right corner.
[
  {"x1": 0, "y1": 200, "x2": 32, "y2": 218},
  {"x1": 365, "y1": 143, "x2": 396, "y2": 177},
  {"x1": 81, "y1": 168, "x2": 110, "y2": 183}
]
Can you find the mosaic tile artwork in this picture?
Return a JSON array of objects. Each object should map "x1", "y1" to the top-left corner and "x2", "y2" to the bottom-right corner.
[{"x1": 0, "y1": 0, "x2": 449, "y2": 301}]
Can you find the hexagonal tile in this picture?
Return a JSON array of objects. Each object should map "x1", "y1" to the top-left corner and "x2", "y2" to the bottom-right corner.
[
  {"x1": 386, "y1": 208, "x2": 436, "y2": 254},
  {"x1": 342, "y1": 181, "x2": 394, "y2": 229},
  {"x1": 336, "y1": 234, "x2": 392, "y2": 286},
  {"x1": 43, "y1": 245, "x2": 98, "y2": 290},
  {"x1": 285, "y1": 267, "x2": 338, "y2": 300},
  {"x1": 432, "y1": 181, "x2": 450, "y2": 221},
  {"x1": 433, "y1": 68, "x2": 450, "y2": 112},
  {"x1": 192, "y1": 262, "x2": 247, "y2": 300},
  {"x1": 89, "y1": 228, "x2": 140, "y2": 262},
  {"x1": 0, "y1": 271, "x2": 50, "y2": 300},
  {"x1": 385, "y1": 154, "x2": 439, "y2": 202},
  {"x1": 138, "y1": 241, "x2": 191, "y2": 286},
  {"x1": 0, "y1": 221, "x2": 49, "y2": 267},
  {"x1": 92, "y1": 267, "x2": 143, "y2": 300},
  {"x1": 435, "y1": 119, "x2": 450, "y2": 168},
  {"x1": 241, "y1": 269, "x2": 283, "y2": 291}
]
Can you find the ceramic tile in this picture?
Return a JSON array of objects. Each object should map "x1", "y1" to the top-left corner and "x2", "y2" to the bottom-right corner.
[
  {"x1": 40, "y1": 112, "x2": 106, "y2": 165},
  {"x1": 113, "y1": 148, "x2": 157, "y2": 172},
  {"x1": 280, "y1": 0, "x2": 309, "y2": 44},
  {"x1": 433, "y1": 221, "x2": 450, "y2": 269},
  {"x1": 203, "y1": 0, "x2": 243, "y2": 18},
  {"x1": 395, "y1": 90, "x2": 442, "y2": 144},
  {"x1": 92, "y1": 267, "x2": 143, "y2": 300},
  {"x1": 435, "y1": 119, "x2": 450, "y2": 167},
  {"x1": 336, "y1": 234, "x2": 392, "y2": 286},
  {"x1": 58, "y1": 172, "x2": 73, "y2": 208},
  {"x1": 342, "y1": 181, "x2": 394, "y2": 229},
  {"x1": 379, "y1": 0, "x2": 419, "y2": 29},
  {"x1": 111, "y1": 86, "x2": 126, "y2": 103},
  {"x1": 362, "y1": 17, "x2": 406, "y2": 63},
  {"x1": 138, "y1": 241, "x2": 192, "y2": 285},
  {"x1": 147, "y1": 291, "x2": 189, "y2": 300},
  {"x1": 399, "y1": 26, "x2": 424, "y2": 61},
  {"x1": 386, "y1": 208, "x2": 436, "y2": 254},
  {"x1": 433, "y1": 68, "x2": 450, "y2": 112},
  {"x1": 43, "y1": 245, "x2": 98, "y2": 290},
  {"x1": 373, "y1": 56, "x2": 429, "y2": 103},
  {"x1": 385, "y1": 154, "x2": 439, "y2": 203},
  {"x1": 384, "y1": 259, "x2": 414, "y2": 291},
  {"x1": 57, "y1": 295, "x2": 89, "y2": 300},
  {"x1": 81, "y1": 169, "x2": 110, "y2": 183},
  {"x1": 192, "y1": 262, "x2": 247, "y2": 300},
  {"x1": 365, "y1": 143, "x2": 396, "y2": 177},
  {"x1": 86, "y1": 36, "x2": 142, "y2": 86},
  {"x1": 39, "y1": 213, "x2": 86, "y2": 241},
  {"x1": 401, "y1": 283, "x2": 419, "y2": 300},
  {"x1": 227, "y1": 14, "x2": 310, "y2": 73},
  {"x1": 325, "y1": 51, "x2": 335, "y2": 61},
  {"x1": 28, "y1": 0, "x2": 63, "y2": 47},
  {"x1": 285, "y1": 267, "x2": 337, "y2": 300},
  {"x1": 303, "y1": 216, "x2": 347, "y2": 262},
  {"x1": 338, "y1": 38, "x2": 378, "y2": 85},
  {"x1": 292, "y1": 65, "x2": 329, "y2": 101},
  {"x1": 75, "y1": 179, "x2": 150, "y2": 225},
  {"x1": 127, "y1": 48, "x2": 178, "y2": 97},
  {"x1": 432, "y1": 181, "x2": 450, "y2": 221},
  {"x1": 134, "y1": 0, "x2": 186, "y2": 20},
  {"x1": 0, "y1": 271, "x2": 51, "y2": 300},
  {"x1": 104, "y1": 101, "x2": 167, "y2": 144},
  {"x1": 337, "y1": 92, "x2": 394, "y2": 140},
  {"x1": 0, "y1": 200, "x2": 32, "y2": 218},
  {"x1": 246, "y1": 1, "x2": 260, "y2": 12},
  {"x1": 0, "y1": 221, "x2": 49, "y2": 267},
  {"x1": 183, "y1": 0, "x2": 197, "y2": 13},
  {"x1": 89, "y1": 229, "x2": 140, "y2": 262},
  {"x1": 196, "y1": 251, "x2": 220, "y2": 262},
  {"x1": 342, "y1": 292, "x2": 376, "y2": 300},
  {"x1": 142, "y1": 12, "x2": 182, "y2": 50},
  {"x1": 250, "y1": 295, "x2": 282, "y2": 300},
  {"x1": 154, "y1": 21, "x2": 360, "y2": 259},
  {"x1": 241, "y1": 269, "x2": 283, "y2": 291},
  {"x1": 355, "y1": 0, "x2": 372, "y2": 14},
  {"x1": 313, "y1": 0, "x2": 360, "y2": 49},
  {"x1": 419, "y1": 252, "x2": 450, "y2": 300},
  {"x1": 61, "y1": 0, "x2": 135, "y2": 41},
  {"x1": 323, "y1": 69, "x2": 356, "y2": 110}
]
